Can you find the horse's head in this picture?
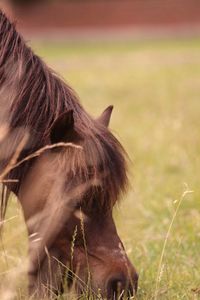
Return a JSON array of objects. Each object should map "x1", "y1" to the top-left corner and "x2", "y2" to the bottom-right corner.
[
  {"x1": 19, "y1": 106, "x2": 138, "y2": 299},
  {"x1": 0, "y1": 10, "x2": 137, "y2": 298}
]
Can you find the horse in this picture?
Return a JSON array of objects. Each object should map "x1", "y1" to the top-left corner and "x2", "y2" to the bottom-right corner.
[{"x1": 0, "y1": 10, "x2": 138, "y2": 299}]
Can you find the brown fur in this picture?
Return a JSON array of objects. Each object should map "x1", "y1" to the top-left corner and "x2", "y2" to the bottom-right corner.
[
  {"x1": 0, "y1": 10, "x2": 127, "y2": 215},
  {"x1": 0, "y1": 11, "x2": 138, "y2": 299}
]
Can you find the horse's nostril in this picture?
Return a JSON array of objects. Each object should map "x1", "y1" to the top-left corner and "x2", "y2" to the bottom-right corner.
[
  {"x1": 107, "y1": 277, "x2": 125, "y2": 298},
  {"x1": 107, "y1": 273, "x2": 138, "y2": 299}
]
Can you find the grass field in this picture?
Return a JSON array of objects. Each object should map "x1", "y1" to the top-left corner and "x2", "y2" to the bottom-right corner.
[{"x1": 1, "y1": 37, "x2": 200, "y2": 299}]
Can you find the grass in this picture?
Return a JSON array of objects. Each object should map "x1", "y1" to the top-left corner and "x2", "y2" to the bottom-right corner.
[{"x1": 1, "y1": 36, "x2": 200, "y2": 299}]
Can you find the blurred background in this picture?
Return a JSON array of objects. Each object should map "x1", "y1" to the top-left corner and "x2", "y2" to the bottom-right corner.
[
  {"x1": 1, "y1": 1, "x2": 200, "y2": 299},
  {"x1": 2, "y1": 0, "x2": 200, "y2": 39}
]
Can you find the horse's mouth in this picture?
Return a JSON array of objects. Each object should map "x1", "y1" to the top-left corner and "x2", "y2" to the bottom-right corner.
[{"x1": 66, "y1": 270, "x2": 138, "y2": 300}]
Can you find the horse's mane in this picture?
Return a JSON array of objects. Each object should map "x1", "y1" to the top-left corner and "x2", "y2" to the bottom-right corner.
[{"x1": 0, "y1": 11, "x2": 128, "y2": 218}]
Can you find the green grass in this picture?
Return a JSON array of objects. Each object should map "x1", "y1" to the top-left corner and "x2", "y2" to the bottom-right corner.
[{"x1": 1, "y1": 37, "x2": 200, "y2": 299}]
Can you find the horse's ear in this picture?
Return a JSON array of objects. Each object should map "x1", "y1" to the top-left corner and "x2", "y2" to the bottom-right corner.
[
  {"x1": 97, "y1": 105, "x2": 113, "y2": 127},
  {"x1": 50, "y1": 110, "x2": 82, "y2": 144}
]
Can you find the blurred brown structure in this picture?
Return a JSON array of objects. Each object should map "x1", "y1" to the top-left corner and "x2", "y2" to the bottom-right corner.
[{"x1": 1, "y1": 0, "x2": 200, "y2": 38}]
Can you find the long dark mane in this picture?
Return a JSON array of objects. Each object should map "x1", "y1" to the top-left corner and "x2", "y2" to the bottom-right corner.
[{"x1": 0, "y1": 11, "x2": 128, "y2": 219}]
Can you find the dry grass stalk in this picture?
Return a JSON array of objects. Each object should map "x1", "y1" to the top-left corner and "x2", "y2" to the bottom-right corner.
[
  {"x1": 0, "y1": 133, "x2": 29, "y2": 182},
  {"x1": 0, "y1": 141, "x2": 82, "y2": 183},
  {"x1": 154, "y1": 185, "x2": 193, "y2": 300}
]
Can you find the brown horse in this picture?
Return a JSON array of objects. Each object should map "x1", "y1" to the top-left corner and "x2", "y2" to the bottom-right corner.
[{"x1": 0, "y1": 10, "x2": 138, "y2": 299}]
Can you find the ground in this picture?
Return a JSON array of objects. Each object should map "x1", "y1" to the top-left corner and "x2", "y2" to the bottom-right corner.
[{"x1": 1, "y1": 37, "x2": 200, "y2": 299}]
